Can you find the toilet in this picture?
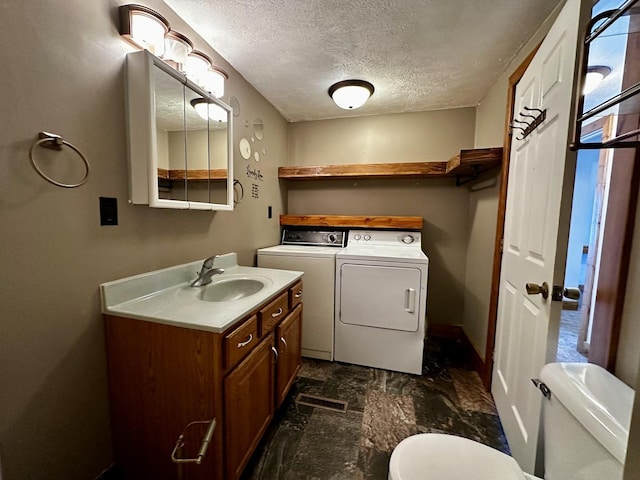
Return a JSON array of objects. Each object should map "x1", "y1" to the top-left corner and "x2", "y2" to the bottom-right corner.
[{"x1": 389, "y1": 362, "x2": 635, "y2": 480}]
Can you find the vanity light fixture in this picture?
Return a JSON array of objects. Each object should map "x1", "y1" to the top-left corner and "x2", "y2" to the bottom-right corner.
[
  {"x1": 119, "y1": 5, "x2": 228, "y2": 98},
  {"x1": 328, "y1": 80, "x2": 375, "y2": 110},
  {"x1": 190, "y1": 98, "x2": 228, "y2": 123},
  {"x1": 162, "y1": 30, "x2": 193, "y2": 72},
  {"x1": 185, "y1": 50, "x2": 212, "y2": 89},
  {"x1": 119, "y1": 4, "x2": 170, "y2": 56},
  {"x1": 204, "y1": 66, "x2": 229, "y2": 98},
  {"x1": 584, "y1": 65, "x2": 611, "y2": 95}
]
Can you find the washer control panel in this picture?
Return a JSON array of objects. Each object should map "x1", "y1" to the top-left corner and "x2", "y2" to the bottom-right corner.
[{"x1": 281, "y1": 229, "x2": 346, "y2": 247}]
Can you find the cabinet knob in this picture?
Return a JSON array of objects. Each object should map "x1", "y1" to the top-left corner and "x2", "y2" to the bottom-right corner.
[
  {"x1": 271, "y1": 346, "x2": 279, "y2": 363},
  {"x1": 280, "y1": 336, "x2": 287, "y2": 352},
  {"x1": 271, "y1": 307, "x2": 284, "y2": 318},
  {"x1": 294, "y1": 291, "x2": 303, "y2": 298}
]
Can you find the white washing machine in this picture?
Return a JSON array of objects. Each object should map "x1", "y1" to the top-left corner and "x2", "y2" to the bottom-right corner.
[
  {"x1": 334, "y1": 230, "x2": 428, "y2": 374},
  {"x1": 257, "y1": 229, "x2": 346, "y2": 361}
]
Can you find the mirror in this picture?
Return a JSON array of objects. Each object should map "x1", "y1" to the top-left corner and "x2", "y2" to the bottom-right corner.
[{"x1": 125, "y1": 50, "x2": 233, "y2": 210}]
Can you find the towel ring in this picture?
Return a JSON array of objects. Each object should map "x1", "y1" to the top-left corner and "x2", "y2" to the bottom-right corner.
[
  {"x1": 29, "y1": 131, "x2": 90, "y2": 188},
  {"x1": 233, "y1": 179, "x2": 244, "y2": 206}
]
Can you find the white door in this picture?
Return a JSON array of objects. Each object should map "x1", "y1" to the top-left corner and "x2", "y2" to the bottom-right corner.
[
  {"x1": 339, "y1": 263, "x2": 421, "y2": 331},
  {"x1": 491, "y1": 0, "x2": 585, "y2": 474}
]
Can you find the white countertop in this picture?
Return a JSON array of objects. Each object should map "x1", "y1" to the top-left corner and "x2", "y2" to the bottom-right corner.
[{"x1": 100, "y1": 253, "x2": 303, "y2": 333}]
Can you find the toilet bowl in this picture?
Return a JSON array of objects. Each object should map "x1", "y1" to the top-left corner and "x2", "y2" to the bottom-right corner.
[
  {"x1": 388, "y1": 362, "x2": 634, "y2": 480},
  {"x1": 388, "y1": 433, "x2": 537, "y2": 480}
]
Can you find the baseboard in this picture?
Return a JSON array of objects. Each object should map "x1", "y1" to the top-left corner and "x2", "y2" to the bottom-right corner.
[{"x1": 428, "y1": 324, "x2": 486, "y2": 385}]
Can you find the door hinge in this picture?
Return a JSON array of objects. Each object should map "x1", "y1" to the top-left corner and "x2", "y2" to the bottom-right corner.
[{"x1": 500, "y1": 238, "x2": 504, "y2": 253}]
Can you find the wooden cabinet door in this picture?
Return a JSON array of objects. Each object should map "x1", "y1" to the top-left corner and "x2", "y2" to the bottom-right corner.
[
  {"x1": 105, "y1": 316, "x2": 221, "y2": 480},
  {"x1": 275, "y1": 304, "x2": 302, "y2": 407},
  {"x1": 224, "y1": 334, "x2": 275, "y2": 480}
]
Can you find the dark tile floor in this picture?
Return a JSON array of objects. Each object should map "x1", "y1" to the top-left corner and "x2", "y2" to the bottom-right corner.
[{"x1": 242, "y1": 337, "x2": 510, "y2": 480}]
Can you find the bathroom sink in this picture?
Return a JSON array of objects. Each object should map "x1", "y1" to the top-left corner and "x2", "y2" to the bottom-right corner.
[{"x1": 198, "y1": 278, "x2": 266, "y2": 302}]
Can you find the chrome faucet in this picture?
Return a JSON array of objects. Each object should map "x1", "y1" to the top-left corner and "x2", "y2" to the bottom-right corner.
[{"x1": 190, "y1": 255, "x2": 225, "y2": 287}]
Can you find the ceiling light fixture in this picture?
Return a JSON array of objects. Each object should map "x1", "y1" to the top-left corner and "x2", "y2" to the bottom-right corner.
[
  {"x1": 584, "y1": 65, "x2": 611, "y2": 95},
  {"x1": 190, "y1": 98, "x2": 227, "y2": 123},
  {"x1": 119, "y1": 4, "x2": 170, "y2": 56},
  {"x1": 328, "y1": 80, "x2": 375, "y2": 110}
]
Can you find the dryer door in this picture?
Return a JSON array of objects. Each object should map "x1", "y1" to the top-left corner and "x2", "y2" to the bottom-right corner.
[{"x1": 338, "y1": 263, "x2": 421, "y2": 331}]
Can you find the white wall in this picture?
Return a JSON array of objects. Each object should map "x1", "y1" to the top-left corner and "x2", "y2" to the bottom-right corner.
[{"x1": 0, "y1": 1, "x2": 288, "y2": 479}]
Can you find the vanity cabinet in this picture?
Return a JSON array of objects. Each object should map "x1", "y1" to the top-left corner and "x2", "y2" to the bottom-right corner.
[
  {"x1": 105, "y1": 281, "x2": 302, "y2": 480},
  {"x1": 224, "y1": 334, "x2": 275, "y2": 479},
  {"x1": 223, "y1": 292, "x2": 303, "y2": 478},
  {"x1": 276, "y1": 304, "x2": 302, "y2": 407}
]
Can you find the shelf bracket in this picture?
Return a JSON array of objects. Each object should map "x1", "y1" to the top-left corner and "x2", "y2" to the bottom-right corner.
[{"x1": 456, "y1": 165, "x2": 480, "y2": 186}]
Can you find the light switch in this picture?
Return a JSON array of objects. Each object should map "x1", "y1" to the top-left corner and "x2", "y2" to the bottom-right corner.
[{"x1": 100, "y1": 197, "x2": 118, "y2": 226}]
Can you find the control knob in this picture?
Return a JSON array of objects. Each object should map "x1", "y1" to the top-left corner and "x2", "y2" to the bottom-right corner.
[
  {"x1": 354, "y1": 234, "x2": 361, "y2": 240},
  {"x1": 327, "y1": 233, "x2": 338, "y2": 243},
  {"x1": 363, "y1": 234, "x2": 371, "y2": 241},
  {"x1": 401, "y1": 234, "x2": 415, "y2": 244}
]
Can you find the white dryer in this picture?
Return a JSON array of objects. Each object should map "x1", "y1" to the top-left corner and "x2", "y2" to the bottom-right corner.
[
  {"x1": 257, "y1": 229, "x2": 346, "y2": 361},
  {"x1": 334, "y1": 230, "x2": 428, "y2": 374}
]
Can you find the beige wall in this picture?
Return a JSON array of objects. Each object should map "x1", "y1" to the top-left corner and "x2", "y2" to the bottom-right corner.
[
  {"x1": 287, "y1": 110, "x2": 476, "y2": 326},
  {"x1": 0, "y1": 1, "x2": 287, "y2": 479},
  {"x1": 462, "y1": 5, "x2": 562, "y2": 359},
  {"x1": 289, "y1": 109, "x2": 476, "y2": 165}
]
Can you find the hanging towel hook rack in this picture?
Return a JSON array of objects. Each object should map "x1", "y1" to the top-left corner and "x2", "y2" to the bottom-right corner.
[
  {"x1": 523, "y1": 106, "x2": 544, "y2": 115},
  {"x1": 510, "y1": 123, "x2": 527, "y2": 138},
  {"x1": 514, "y1": 107, "x2": 547, "y2": 141},
  {"x1": 29, "y1": 131, "x2": 90, "y2": 188}
]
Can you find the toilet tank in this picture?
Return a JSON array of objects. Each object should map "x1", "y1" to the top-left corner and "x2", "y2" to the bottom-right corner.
[{"x1": 539, "y1": 363, "x2": 634, "y2": 480}]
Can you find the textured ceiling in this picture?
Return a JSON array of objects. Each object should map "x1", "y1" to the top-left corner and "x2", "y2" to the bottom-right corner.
[{"x1": 165, "y1": 0, "x2": 563, "y2": 122}]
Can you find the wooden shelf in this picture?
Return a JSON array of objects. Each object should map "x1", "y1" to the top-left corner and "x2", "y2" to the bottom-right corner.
[
  {"x1": 277, "y1": 148, "x2": 503, "y2": 181},
  {"x1": 280, "y1": 215, "x2": 423, "y2": 230},
  {"x1": 158, "y1": 168, "x2": 228, "y2": 181}
]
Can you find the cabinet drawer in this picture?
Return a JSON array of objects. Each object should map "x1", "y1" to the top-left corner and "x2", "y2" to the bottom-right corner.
[
  {"x1": 259, "y1": 292, "x2": 289, "y2": 336},
  {"x1": 225, "y1": 315, "x2": 258, "y2": 370},
  {"x1": 289, "y1": 281, "x2": 303, "y2": 310}
]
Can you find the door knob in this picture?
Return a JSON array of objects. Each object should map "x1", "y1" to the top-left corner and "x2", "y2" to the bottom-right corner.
[
  {"x1": 525, "y1": 282, "x2": 549, "y2": 299},
  {"x1": 563, "y1": 287, "x2": 581, "y2": 300}
]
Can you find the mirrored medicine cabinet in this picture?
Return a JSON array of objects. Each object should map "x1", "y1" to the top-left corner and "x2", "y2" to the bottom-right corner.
[{"x1": 125, "y1": 49, "x2": 234, "y2": 210}]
